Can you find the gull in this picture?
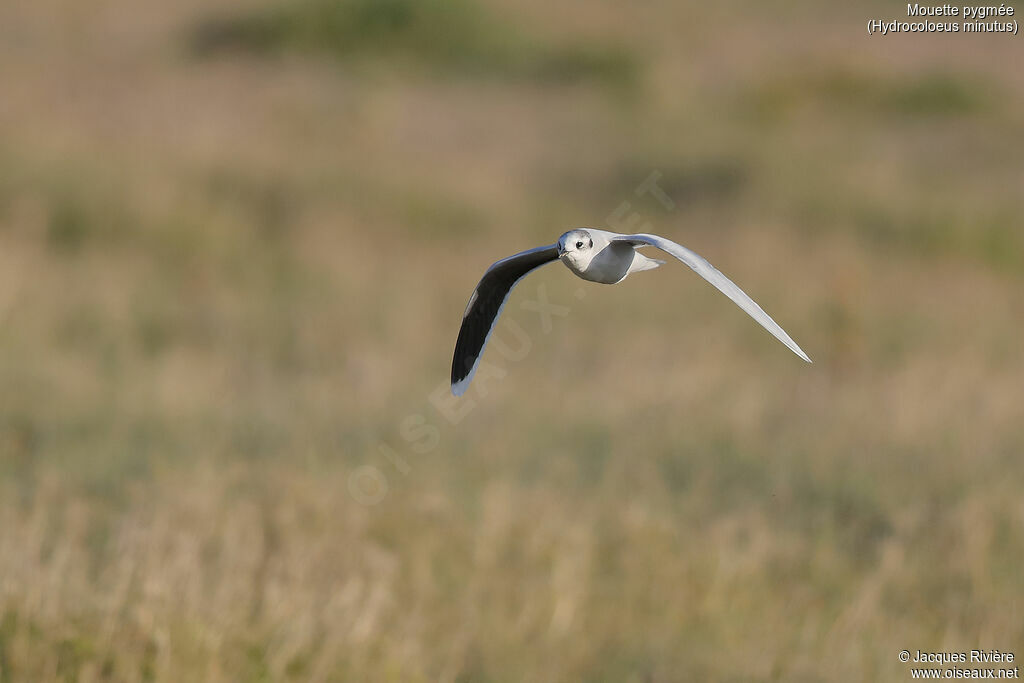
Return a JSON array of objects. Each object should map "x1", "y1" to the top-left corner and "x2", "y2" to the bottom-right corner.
[{"x1": 451, "y1": 228, "x2": 811, "y2": 396}]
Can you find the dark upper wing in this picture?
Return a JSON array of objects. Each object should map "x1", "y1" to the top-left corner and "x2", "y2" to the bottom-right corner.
[
  {"x1": 611, "y1": 233, "x2": 811, "y2": 362},
  {"x1": 451, "y1": 244, "x2": 559, "y2": 395}
]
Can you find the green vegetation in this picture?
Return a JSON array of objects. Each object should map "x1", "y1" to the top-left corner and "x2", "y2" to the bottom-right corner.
[
  {"x1": 744, "y1": 68, "x2": 994, "y2": 120},
  {"x1": 0, "y1": 0, "x2": 1022, "y2": 680},
  {"x1": 190, "y1": 0, "x2": 638, "y2": 88}
]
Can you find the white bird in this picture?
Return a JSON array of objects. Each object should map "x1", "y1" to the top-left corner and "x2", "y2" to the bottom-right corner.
[{"x1": 451, "y1": 228, "x2": 810, "y2": 396}]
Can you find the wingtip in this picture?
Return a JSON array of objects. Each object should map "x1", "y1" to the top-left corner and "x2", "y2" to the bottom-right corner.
[
  {"x1": 788, "y1": 344, "x2": 812, "y2": 364},
  {"x1": 451, "y1": 378, "x2": 469, "y2": 397}
]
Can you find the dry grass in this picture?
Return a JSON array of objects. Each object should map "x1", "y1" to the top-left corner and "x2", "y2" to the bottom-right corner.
[{"x1": 1, "y1": 0, "x2": 1023, "y2": 680}]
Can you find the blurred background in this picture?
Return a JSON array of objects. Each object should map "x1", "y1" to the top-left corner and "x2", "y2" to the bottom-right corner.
[{"x1": 1, "y1": 0, "x2": 1022, "y2": 680}]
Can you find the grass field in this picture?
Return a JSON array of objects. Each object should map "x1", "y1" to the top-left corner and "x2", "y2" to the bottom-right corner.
[{"x1": 1, "y1": 0, "x2": 1023, "y2": 680}]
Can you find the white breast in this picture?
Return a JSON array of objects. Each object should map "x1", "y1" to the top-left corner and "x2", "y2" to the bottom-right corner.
[{"x1": 562, "y1": 243, "x2": 635, "y2": 284}]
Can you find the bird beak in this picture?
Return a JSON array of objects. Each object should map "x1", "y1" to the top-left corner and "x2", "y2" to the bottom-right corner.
[{"x1": 556, "y1": 244, "x2": 565, "y2": 257}]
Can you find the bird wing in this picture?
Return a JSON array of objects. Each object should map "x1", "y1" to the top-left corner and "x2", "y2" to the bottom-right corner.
[
  {"x1": 611, "y1": 233, "x2": 811, "y2": 362},
  {"x1": 451, "y1": 244, "x2": 560, "y2": 395}
]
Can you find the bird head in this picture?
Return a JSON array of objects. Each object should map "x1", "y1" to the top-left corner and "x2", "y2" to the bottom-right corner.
[{"x1": 557, "y1": 229, "x2": 595, "y2": 269}]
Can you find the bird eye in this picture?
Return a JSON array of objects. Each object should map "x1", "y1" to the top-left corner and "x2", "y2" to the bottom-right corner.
[{"x1": 575, "y1": 241, "x2": 584, "y2": 249}]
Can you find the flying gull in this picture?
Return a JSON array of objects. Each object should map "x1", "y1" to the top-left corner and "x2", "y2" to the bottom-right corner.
[{"x1": 451, "y1": 228, "x2": 810, "y2": 396}]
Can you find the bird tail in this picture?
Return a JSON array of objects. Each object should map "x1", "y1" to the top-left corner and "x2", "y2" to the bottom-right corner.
[{"x1": 629, "y1": 254, "x2": 665, "y2": 274}]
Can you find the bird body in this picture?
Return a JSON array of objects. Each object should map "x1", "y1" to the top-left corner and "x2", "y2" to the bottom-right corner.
[
  {"x1": 557, "y1": 228, "x2": 664, "y2": 284},
  {"x1": 450, "y1": 228, "x2": 810, "y2": 396}
]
